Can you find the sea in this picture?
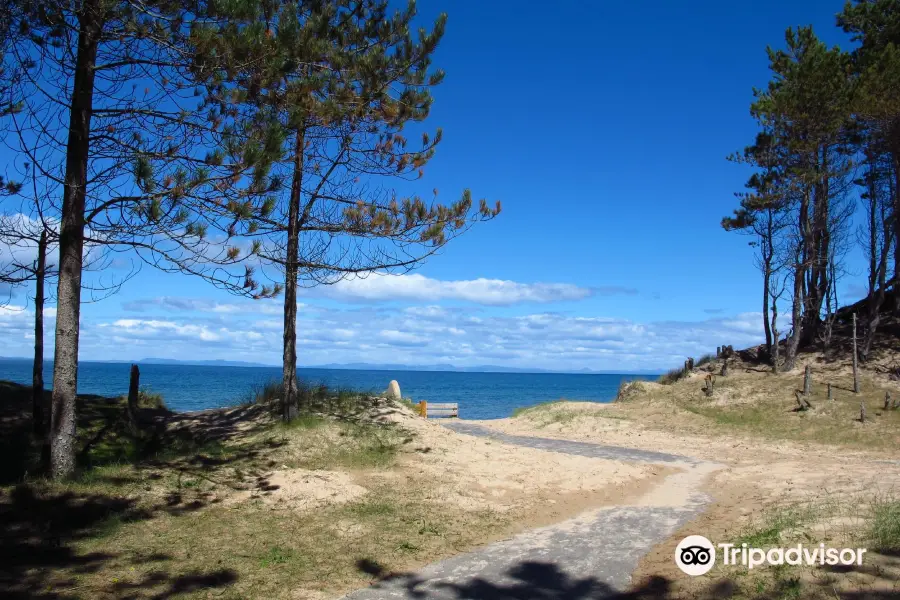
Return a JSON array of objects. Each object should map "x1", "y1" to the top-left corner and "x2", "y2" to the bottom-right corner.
[{"x1": 0, "y1": 359, "x2": 656, "y2": 420}]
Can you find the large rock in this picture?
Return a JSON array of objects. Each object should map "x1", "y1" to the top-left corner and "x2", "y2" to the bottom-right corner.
[{"x1": 385, "y1": 380, "x2": 402, "y2": 401}]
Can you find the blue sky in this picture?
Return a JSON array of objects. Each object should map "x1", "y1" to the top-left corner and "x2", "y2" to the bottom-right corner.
[{"x1": 0, "y1": 0, "x2": 868, "y2": 372}]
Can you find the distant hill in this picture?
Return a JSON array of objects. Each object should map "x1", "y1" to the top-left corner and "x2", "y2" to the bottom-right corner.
[
  {"x1": 0, "y1": 356, "x2": 658, "y2": 375},
  {"x1": 0, "y1": 357, "x2": 276, "y2": 369},
  {"x1": 133, "y1": 358, "x2": 275, "y2": 368},
  {"x1": 307, "y1": 362, "x2": 659, "y2": 375}
]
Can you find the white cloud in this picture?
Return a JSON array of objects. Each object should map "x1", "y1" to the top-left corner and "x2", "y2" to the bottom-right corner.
[
  {"x1": 33, "y1": 302, "x2": 777, "y2": 371},
  {"x1": 122, "y1": 296, "x2": 287, "y2": 315},
  {"x1": 310, "y1": 273, "x2": 596, "y2": 305}
]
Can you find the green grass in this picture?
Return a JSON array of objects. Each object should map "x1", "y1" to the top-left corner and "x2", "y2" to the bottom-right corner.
[
  {"x1": 0, "y1": 380, "x2": 522, "y2": 600},
  {"x1": 511, "y1": 400, "x2": 564, "y2": 418},
  {"x1": 736, "y1": 503, "x2": 816, "y2": 547},
  {"x1": 279, "y1": 419, "x2": 406, "y2": 471},
  {"x1": 345, "y1": 498, "x2": 397, "y2": 518},
  {"x1": 397, "y1": 397, "x2": 419, "y2": 412},
  {"x1": 249, "y1": 379, "x2": 381, "y2": 416},
  {"x1": 137, "y1": 387, "x2": 166, "y2": 409},
  {"x1": 680, "y1": 402, "x2": 770, "y2": 429},
  {"x1": 695, "y1": 353, "x2": 716, "y2": 368},
  {"x1": 279, "y1": 414, "x2": 329, "y2": 430},
  {"x1": 686, "y1": 493, "x2": 900, "y2": 600},
  {"x1": 869, "y1": 499, "x2": 900, "y2": 553},
  {"x1": 259, "y1": 545, "x2": 297, "y2": 568},
  {"x1": 657, "y1": 364, "x2": 689, "y2": 385}
]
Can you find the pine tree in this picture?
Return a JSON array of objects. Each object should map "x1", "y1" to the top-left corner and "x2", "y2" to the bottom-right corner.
[
  {"x1": 194, "y1": 0, "x2": 501, "y2": 420},
  {"x1": 748, "y1": 27, "x2": 854, "y2": 369},
  {"x1": 723, "y1": 131, "x2": 791, "y2": 362},
  {"x1": 839, "y1": 0, "x2": 900, "y2": 296},
  {"x1": 2, "y1": 1, "x2": 276, "y2": 478}
]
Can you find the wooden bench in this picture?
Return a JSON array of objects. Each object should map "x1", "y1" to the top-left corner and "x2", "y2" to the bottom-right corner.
[{"x1": 416, "y1": 401, "x2": 458, "y2": 419}]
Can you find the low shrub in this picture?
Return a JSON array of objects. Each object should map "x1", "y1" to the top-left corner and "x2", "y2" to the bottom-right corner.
[
  {"x1": 657, "y1": 365, "x2": 688, "y2": 385},
  {"x1": 137, "y1": 387, "x2": 166, "y2": 410},
  {"x1": 695, "y1": 353, "x2": 716, "y2": 368},
  {"x1": 248, "y1": 379, "x2": 380, "y2": 418},
  {"x1": 869, "y1": 499, "x2": 900, "y2": 553}
]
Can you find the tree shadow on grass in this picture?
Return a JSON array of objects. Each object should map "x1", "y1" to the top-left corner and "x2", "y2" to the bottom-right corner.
[
  {"x1": 0, "y1": 483, "x2": 238, "y2": 599},
  {"x1": 0, "y1": 382, "x2": 248, "y2": 598}
]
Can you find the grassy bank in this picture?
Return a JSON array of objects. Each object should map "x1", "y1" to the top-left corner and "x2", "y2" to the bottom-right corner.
[
  {"x1": 509, "y1": 364, "x2": 900, "y2": 451},
  {"x1": 0, "y1": 380, "x2": 512, "y2": 599},
  {"x1": 686, "y1": 493, "x2": 900, "y2": 600}
]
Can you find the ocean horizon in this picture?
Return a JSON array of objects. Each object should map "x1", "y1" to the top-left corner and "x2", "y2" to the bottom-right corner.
[{"x1": 0, "y1": 358, "x2": 657, "y2": 419}]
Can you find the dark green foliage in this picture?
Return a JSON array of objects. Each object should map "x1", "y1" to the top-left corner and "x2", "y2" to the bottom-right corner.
[
  {"x1": 189, "y1": 1, "x2": 500, "y2": 421},
  {"x1": 657, "y1": 365, "x2": 690, "y2": 385},
  {"x1": 250, "y1": 379, "x2": 379, "y2": 417},
  {"x1": 136, "y1": 387, "x2": 166, "y2": 410},
  {"x1": 695, "y1": 354, "x2": 716, "y2": 368},
  {"x1": 723, "y1": 9, "x2": 900, "y2": 368}
]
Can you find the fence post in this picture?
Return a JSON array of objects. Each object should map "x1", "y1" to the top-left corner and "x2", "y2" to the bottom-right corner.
[{"x1": 127, "y1": 364, "x2": 140, "y2": 432}]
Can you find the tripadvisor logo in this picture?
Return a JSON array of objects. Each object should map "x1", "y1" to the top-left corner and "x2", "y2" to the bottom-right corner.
[
  {"x1": 675, "y1": 535, "x2": 716, "y2": 576},
  {"x1": 674, "y1": 535, "x2": 868, "y2": 576}
]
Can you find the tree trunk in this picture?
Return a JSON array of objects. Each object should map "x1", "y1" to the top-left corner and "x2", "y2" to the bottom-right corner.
[
  {"x1": 783, "y1": 252, "x2": 804, "y2": 372},
  {"x1": 281, "y1": 129, "x2": 304, "y2": 422},
  {"x1": 762, "y1": 258, "x2": 772, "y2": 356},
  {"x1": 50, "y1": 5, "x2": 102, "y2": 479},
  {"x1": 803, "y1": 158, "x2": 830, "y2": 348},
  {"x1": 785, "y1": 188, "x2": 810, "y2": 371},
  {"x1": 852, "y1": 312, "x2": 860, "y2": 394},
  {"x1": 893, "y1": 152, "x2": 900, "y2": 311},
  {"x1": 862, "y1": 149, "x2": 891, "y2": 360},
  {"x1": 772, "y1": 292, "x2": 780, "y2": 373},
  {"x1": 32, "y1": 229, "x2": 47, "y2": 436}
]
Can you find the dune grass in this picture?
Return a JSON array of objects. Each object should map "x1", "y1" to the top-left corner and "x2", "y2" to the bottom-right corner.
[
  {"x1": 610, "y1": 366, "x2": 900, "y2": 450},
  {"x1": 511, "y1": 400, "x2": 564, "y2": 418},
  {"x1": 136, "y1": 386, "x2": 166, "y2": 410},
  {"x1": 683, "y1": 492, "x2": 900, "y2": 600},
  {"x1": 0, "y1": 379, "x2": 523, "y2": 599},
  {"x1": 870, "y1": 499, "x2": 900, "y2": 553}
]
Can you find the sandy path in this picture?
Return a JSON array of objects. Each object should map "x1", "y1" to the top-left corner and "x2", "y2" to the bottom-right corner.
[{"x1": 342, "y1": 422, "x2": 721, "y2": 599}]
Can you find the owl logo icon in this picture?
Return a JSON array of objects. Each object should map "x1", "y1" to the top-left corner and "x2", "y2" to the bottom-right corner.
[{"x1": 675, "y1": 536, "x2": 716, "y2": 576}]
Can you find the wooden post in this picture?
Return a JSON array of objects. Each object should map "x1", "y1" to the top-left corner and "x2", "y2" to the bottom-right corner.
[
  {"x1": 32, "y1": 229, "x2": 47, "y2": 437},
  {"x1": 853, "y1": 313, "x2": 860, "y2": 394},
  {"x1": 803, "y1": 365, "x2": 812, "y2": 397},
  {"x1": 703, "y1": 374, "x2": 715, "y2": 397},
  {"x1": 772, "y1": 329, "x2": 780, "y2": 375},
  {"x1": 884, "y1": 392, "x2": 891, "y2": 411},
  {"x1": 827, "y1": 383, "x2": 833, "y2": 402},
  {"x1": 860, "y1": 402, "x2": 866, "y2": 423},
  {"x1": 127, "y1": 364, "x2": 140, "y2": 431}
]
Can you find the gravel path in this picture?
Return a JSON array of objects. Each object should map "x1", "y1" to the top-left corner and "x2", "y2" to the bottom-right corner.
[
  {"x1": 342, "y1": 423, "x2": 721, "y2": 600},
  {"x1": 442, "y1": 421, "x2": 704, "y2": 465}
]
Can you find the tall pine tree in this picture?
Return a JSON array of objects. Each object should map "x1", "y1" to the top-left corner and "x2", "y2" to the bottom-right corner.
[{"x1": 194, "y1": 0, "x2": 500, "y2": 420}]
